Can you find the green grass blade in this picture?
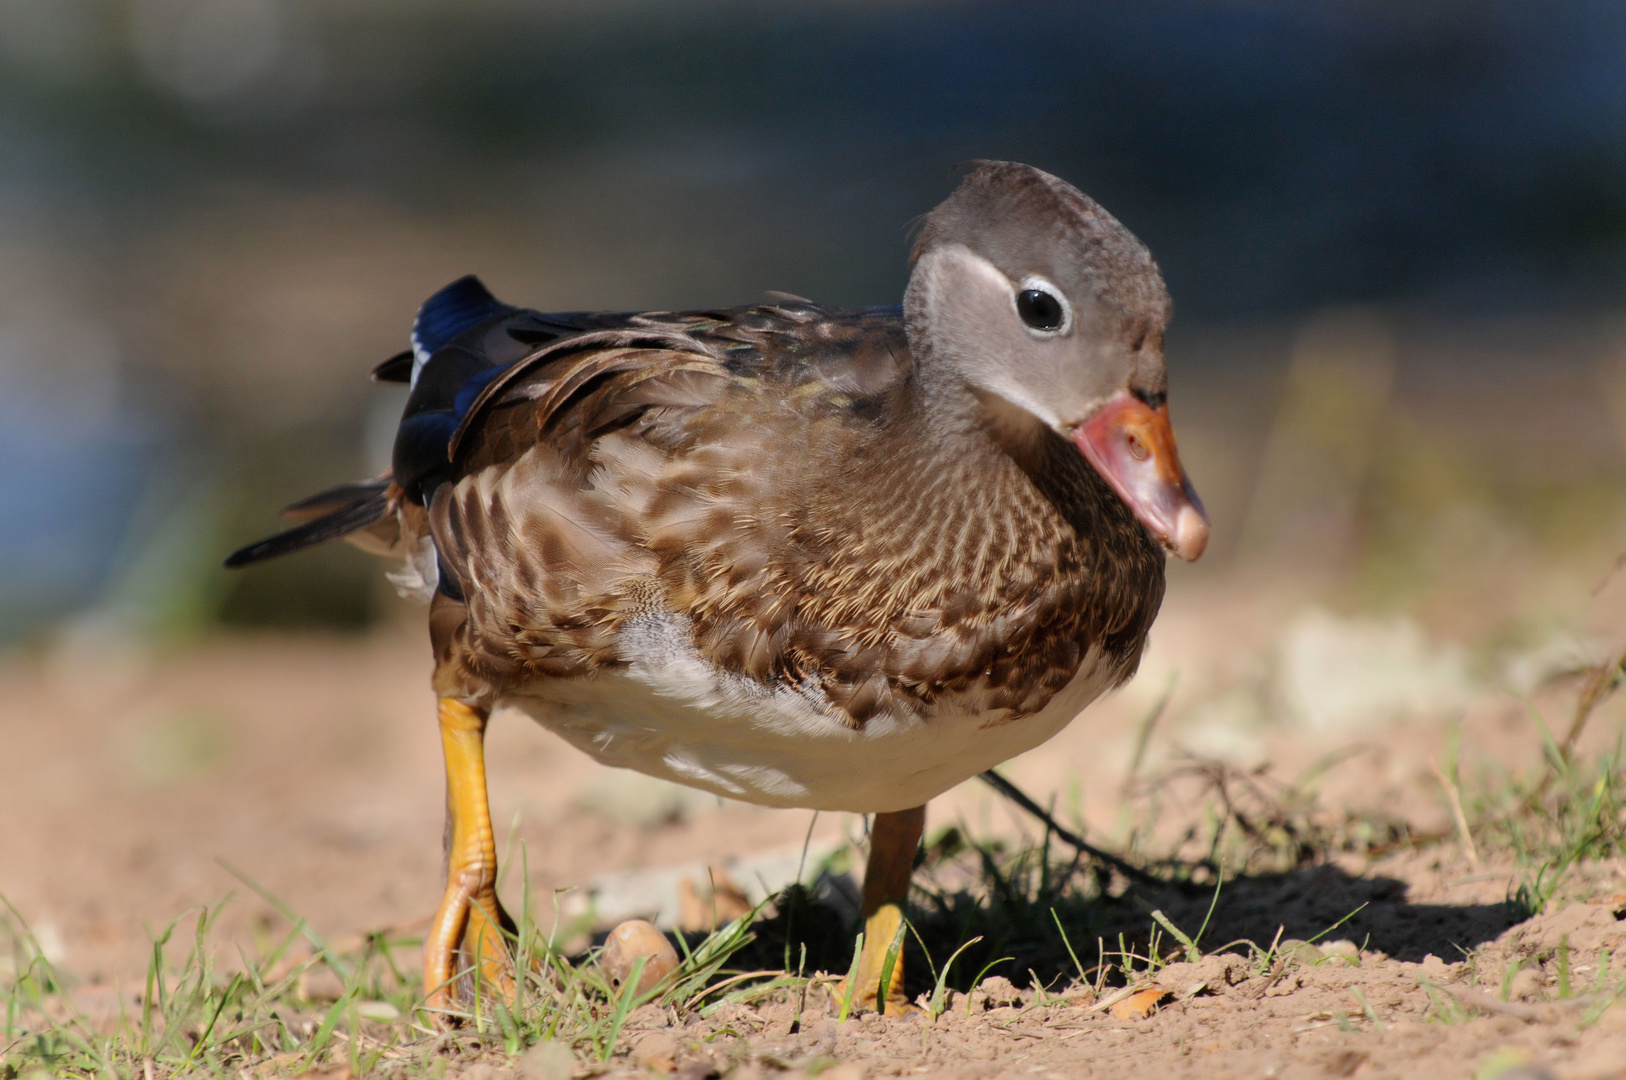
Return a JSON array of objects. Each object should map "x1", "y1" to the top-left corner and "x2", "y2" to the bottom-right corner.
[
  {"x1": 599, "y1": 956, "x2": 647, "y2": 1061},
  {"x1": 928, "y1": 937, "x2": 983, "y2": 1019},
  {"x1": 1149, "y1": 910, "x2": 1199, "y2": 963},
  {"x1": 964, "y1": 957, "x2": 1013, "y2": 1016},
  {"x1": 1050, "y1": 910, "x2": 1087, "y2": 982},
  {"x1": 297, "y1": 987, "x2": 357, "y2": 1071},
  {"x1": 874, "y1": 917, "x2": 907, "y2": 1016},
  {"x1": 179, "y1": 971, "x2": 244, "y2": 1071},
  {"x1": 837, "y1": 933, "x2": 864, "y2": 1023},
  {"x1": 1192, "y1": 870, "x2": 1225, "y2": 953},
  {"x1": 1306, "y1": 902, "x2": 1369, "y2": 946}
]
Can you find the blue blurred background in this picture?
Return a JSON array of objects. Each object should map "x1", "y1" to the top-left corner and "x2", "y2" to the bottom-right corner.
[{"x1": 3, "y1": 0, "x2": 1625, "y2": 642}]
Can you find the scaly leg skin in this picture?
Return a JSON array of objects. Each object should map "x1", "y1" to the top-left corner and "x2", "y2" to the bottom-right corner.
[
  {"x1": 842, "y1": 805, "x2": 926, "y2": 1016},
  {"x1": 423, "y1": 697, "x2": 516, "y2": 1016}
]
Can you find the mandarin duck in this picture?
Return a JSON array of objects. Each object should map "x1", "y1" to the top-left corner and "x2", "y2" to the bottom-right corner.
[{"x1": 226, "y1": 161, "x2": 1208, "y2": 1014}]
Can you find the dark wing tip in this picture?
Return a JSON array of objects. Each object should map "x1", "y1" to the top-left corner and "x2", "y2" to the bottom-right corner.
[
  {"x1": 222, "y1": 540, "x2": 273, "y2": 569},
  {"x1": 371, "y1": 349, "x2": 414, "y2": 383}
]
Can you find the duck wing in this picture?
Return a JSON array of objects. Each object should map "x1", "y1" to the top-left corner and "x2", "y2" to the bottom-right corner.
[
  {"x1": 227, "y1": 275, "x2": 922, "y2": 702},
  {"x1": 405, "y1": 281, "x2": 911, "y2": 684},
  {"x1": 393, "y1": 277, "x2": 907, "y2": 502}
]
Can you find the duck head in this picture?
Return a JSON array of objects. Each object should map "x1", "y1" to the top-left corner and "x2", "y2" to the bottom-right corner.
[{"x1": 904, "y1": 161, "x2": 1209, "y2": 562}]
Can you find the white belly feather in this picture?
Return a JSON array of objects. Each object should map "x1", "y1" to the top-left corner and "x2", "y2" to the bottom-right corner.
[{"x1": 505, "y1": 609, "x2": 1117, "y2": 813}]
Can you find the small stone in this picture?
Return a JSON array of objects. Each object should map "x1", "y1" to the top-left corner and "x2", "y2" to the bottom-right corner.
[
  {"x1": 602, "y1": 919, "x2": 681, "y2": 998},
  {"x1": 633, "y1": 1032, "x2": 679, "y2": 1074},
  {"x1": 518, "y1": 1040, "x2": 574, "y2": 1080},
  {"x1": 1153, "y1": 953, "x2": 1246, "y2": 996},
  {"x1": 971, "y1": 975, "x2": 1023, "y2": 1010},
  {"x1": 355, "y1": 1000, "x2": 400, "y2": 1021},
  {"x1": 1319, "y1": 940, "x2": 1360, "y2": 966}
]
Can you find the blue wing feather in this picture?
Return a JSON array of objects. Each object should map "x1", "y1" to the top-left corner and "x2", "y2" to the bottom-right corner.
[{"x1": 410, "y1": 275, "x2": 515, "y2": 381}]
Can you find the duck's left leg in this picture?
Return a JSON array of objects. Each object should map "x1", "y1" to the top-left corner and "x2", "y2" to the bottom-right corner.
[
  {"x1": 845, "y1": 804, "x2": 926, "y2": 1015},
  {"x1": 423, "y1": 696, "x2": 516, "y2": 1013}
]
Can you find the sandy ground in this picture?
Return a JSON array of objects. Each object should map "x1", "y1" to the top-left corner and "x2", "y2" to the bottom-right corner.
[{"x1": 6, "y1": 568, "x2": 1626, "y2": 1079}]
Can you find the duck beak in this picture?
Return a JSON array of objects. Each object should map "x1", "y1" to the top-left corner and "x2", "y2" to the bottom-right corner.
[{"x1": 1071, "y1": 392, "x2": 1209, "y2": 561}]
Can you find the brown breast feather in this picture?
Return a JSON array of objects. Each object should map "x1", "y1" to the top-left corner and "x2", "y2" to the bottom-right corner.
[{"x1": 421, "y1": 303, "x2": 1165, "y2": 726}]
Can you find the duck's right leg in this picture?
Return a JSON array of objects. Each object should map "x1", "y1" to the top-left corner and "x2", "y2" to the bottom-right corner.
[
  {"x1": 423, "y1": 695, "x2": 515, "y2": 1013},
  {"x1": 841, "y1": 805, "x2": 926, "y2": 1015}
]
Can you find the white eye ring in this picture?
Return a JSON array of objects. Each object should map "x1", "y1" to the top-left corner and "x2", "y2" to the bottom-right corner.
[{"x1": 1013, "y1": 275, "x2": 1073, "y2": 337}]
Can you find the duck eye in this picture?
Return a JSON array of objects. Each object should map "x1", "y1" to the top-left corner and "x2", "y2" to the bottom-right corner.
[{"x1": 1015, "y1": 284, "x2": 1068, "y2": 333}]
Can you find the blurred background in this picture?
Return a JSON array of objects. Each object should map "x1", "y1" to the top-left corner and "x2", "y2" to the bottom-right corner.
[{"x1": 2, "y1": 0, "x2": 1625, "y2": 643}]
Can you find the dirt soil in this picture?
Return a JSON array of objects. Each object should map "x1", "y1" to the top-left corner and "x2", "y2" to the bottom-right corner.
[{"x1": 6, "y1": 572, "x2": 1626, "y2": 1079}]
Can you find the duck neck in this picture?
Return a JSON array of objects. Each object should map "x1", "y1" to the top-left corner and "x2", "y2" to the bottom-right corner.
[
  {"x1": 893, "y1": 310, "x2": 1154, "y2": 558},
  {"x1": 898, "y1": 304, "x2": 1065, "y2": 494}
]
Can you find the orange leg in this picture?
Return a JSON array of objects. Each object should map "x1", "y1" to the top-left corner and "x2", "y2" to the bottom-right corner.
[
  {"x1": 842, "y1": 805, "x2": 925, "y2": 1015},
  {"x1": 423, "y1": 697, "x2": 514, "y2": 1013}
]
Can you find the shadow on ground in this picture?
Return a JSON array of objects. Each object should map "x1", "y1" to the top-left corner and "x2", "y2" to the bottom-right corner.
[
  {"x1": 1133, "y1": 863, "x2": 1524, "y2": 964},
  {"x1": 725, "y1": 861, "x2": 1526, "y2": 998}
]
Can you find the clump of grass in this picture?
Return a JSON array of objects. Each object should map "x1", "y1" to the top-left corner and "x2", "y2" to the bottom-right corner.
[
  {"x1": 905, "y1": 824, "x2": 1117, "y2": 999},
  {"x1": 1466, "y1": 738, "x2": 1626, "y2": 916},
  {"x1": 1450, "y1": 654, "x2": 1626, "y2": 915},
  {"x1": 3, "y1": 892, "x2": 425, "y2": 1080},
  {"x1": 0, "y1": 863, "x2": 772, "y2": 1079}
]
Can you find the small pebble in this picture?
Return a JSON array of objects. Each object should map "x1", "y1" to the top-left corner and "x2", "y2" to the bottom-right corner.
[
  {"x1": 1319, "y1": 940, "x2": 1360, "y2": 965},
  {"x1": 602, "y1": 919, "x2": 680, "y2": 997},
  {"x1": 971, "y1": 974, "x2": 1023, "y2": 1010}
]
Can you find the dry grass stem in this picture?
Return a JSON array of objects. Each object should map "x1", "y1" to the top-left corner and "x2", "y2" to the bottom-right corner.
[{"x1": 1428, "y1": 755, "x2": 1481, "y2": 869}]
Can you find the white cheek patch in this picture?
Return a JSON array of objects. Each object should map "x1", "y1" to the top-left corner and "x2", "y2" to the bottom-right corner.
[{"x1": 922, "y1": 245, "x2": 1071, "y2": 431}]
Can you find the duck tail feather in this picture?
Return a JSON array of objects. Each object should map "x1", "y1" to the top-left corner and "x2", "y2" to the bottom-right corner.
[
  {"x1": 224, "y1": 485, "x2": 392, "y2": 569},
  {"x1": 279, "y1": 478, "x2": 392, "y2": 522}
]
